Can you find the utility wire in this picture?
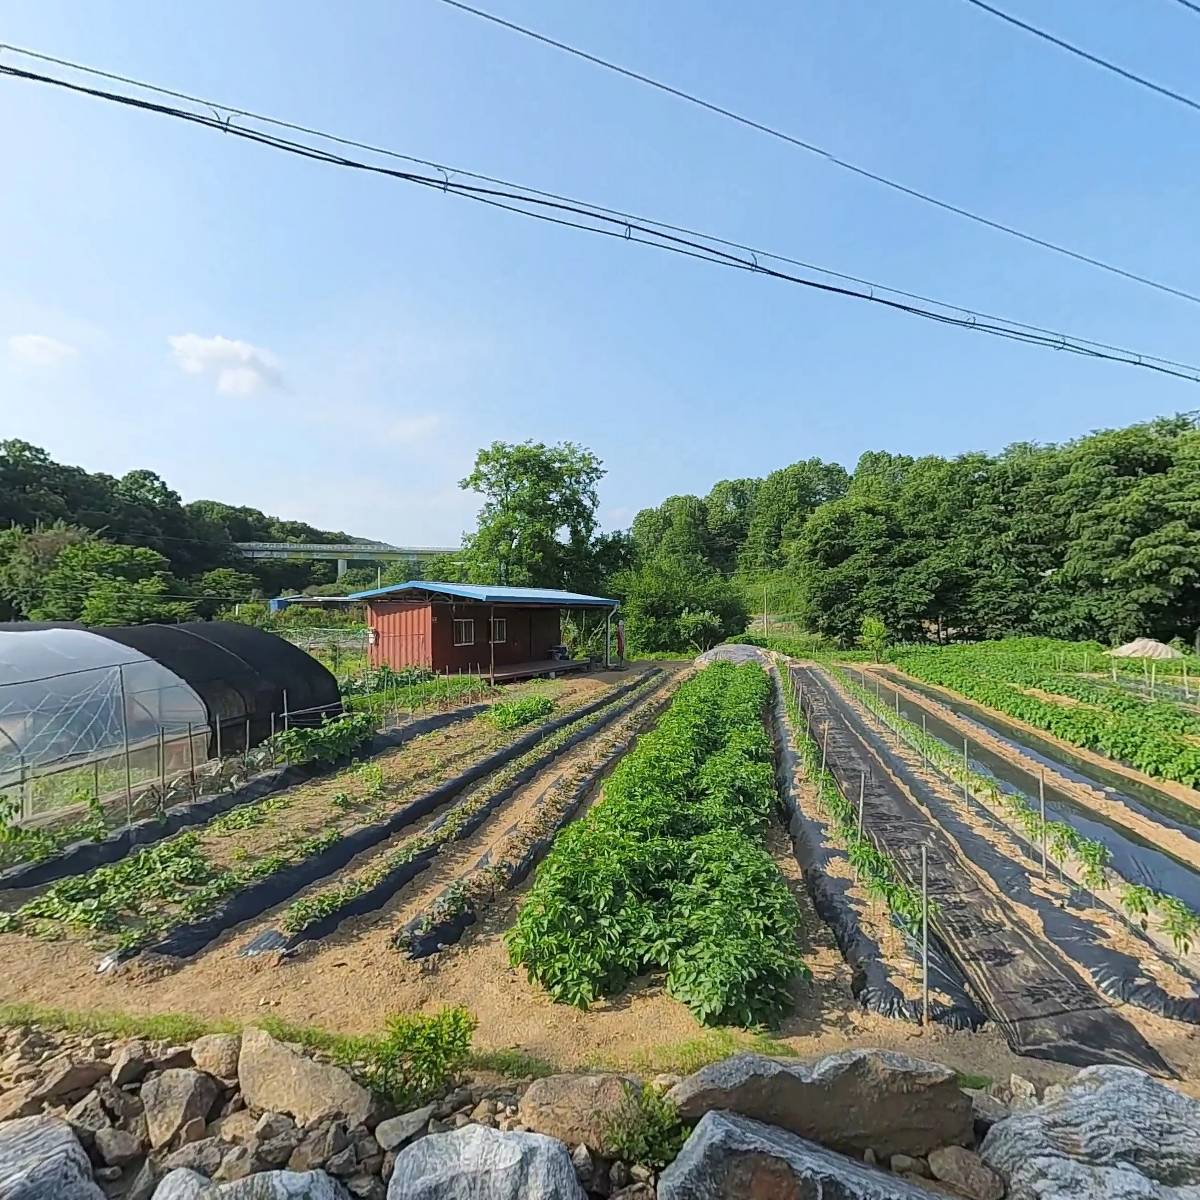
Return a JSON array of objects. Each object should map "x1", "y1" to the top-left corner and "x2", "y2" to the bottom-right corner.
[
  {"x1": 431, "y1": 0, "x2": 1200, "y2": 308},
  {"x1": 1172, "y1": 0, "x2": 1200, "y2": 14},
  {"x1": 2, "y1": 60, "x2": 1198, "y2": 384},
  {"x1": 961, "y1": 0, "x2": 1200, "y2": 114},
  {"x1": 0, "y1": 43, "x2": 1195, "y2": 372}
]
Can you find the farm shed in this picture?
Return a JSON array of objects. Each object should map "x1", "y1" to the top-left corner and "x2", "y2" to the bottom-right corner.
[
  {"x1": 345, "y1": 581, "x2": 619, "y2": 681},
  {"x1": 0, "y1": 621, "x2": 340, "y2": 797}
]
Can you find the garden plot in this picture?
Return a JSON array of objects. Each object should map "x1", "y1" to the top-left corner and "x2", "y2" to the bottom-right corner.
[
  {"x1": 857, "y1": 668, "x2": 1200, "y2": 972},
  {"x1": 794, "y1": 665, "x2": 1171, "y2": 1073},
  {"x1": 0, "y1": 676, "x2": 628, "y2": 954}
]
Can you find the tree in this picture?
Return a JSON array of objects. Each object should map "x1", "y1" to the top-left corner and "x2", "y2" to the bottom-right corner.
[
  {"x1": 739, "y1": 458, "x2": 849, "y2": 574},
  {"x1": 458, "y1": 441, "x2": 607, "y2": 590},
  {"x1": 614, "y1": 554, "x2": 747, "y2": 654},
  {"x1": 859, "y1": 615, "x2": 889, "y2": 662},
  {"x1": 32, "y1": 541, "x2": 193, "y2": 624},
  {"x1": 193, "y1": 567, "x2": 260, "y2": 618},
  {"x1": 0, "y1": 522, "x2": 94, "y2": 619}
]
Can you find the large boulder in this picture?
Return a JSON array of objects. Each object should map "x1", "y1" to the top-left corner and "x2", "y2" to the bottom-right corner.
[
  {"x1": 658, "y1": 1111, "x2": 940, "y2": 1199},
  {"x1": 373, "y1": 1104, "x2": 435, "y2": 1152},
  {"x1": 517, "y1": 1073, "x2": 637, "y2": 1156},
  {"x1": 667, "y1": 1050, "x2": 972, "y2": 1159},
  {"x1": 238, "y1": 1030, "x2": 373, "y2": 1129},
  {"x1": 982, "y1": 1064, "x2": 1200, "y2": 1199},
  {"x1": 0, "y1": 1115, "x2": 105, "y2": 1200},
  {"x1": 153, "y1": 1169, "x2": 349, "y2": 1199},
  {"x1": 387, "y1": 1124, "x2": 586, "y2": 1199},
  {"x1": 142, "y1": 1069, "x2": 222, "y2": 1149}
]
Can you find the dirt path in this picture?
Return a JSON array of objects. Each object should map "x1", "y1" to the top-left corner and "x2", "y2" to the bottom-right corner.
[{"x1": 797, "y1": 666, "x2": 1173, "y2": 1075}]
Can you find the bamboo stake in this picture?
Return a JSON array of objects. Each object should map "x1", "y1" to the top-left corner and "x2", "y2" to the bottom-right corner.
[{"x1": 921, "y1": 846, "x2": 929, "y2": 1027}]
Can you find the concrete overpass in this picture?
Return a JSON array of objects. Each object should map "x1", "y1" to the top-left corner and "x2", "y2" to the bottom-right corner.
[{"x1": 235, "y1": 542, "x2": 458, "y2": 578}]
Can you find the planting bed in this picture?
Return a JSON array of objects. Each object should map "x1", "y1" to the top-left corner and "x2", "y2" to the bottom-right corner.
[
  {"x1": 0, "y1": 675, "x2": 628, "y2": 955},
  {"x1": 793, "y1": 665, "x2": 1170, "y2": 1072},
  {"x1": 771, "y1": 664, "x2": 984, "y2": 1030},
  {"x1": 860, "y1": 670, "x2": 1200, "y2": 959}
]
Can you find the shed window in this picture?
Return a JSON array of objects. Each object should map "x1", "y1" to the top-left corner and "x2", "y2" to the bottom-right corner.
[
  {"x1": 453, "y1": 619, "x2": 475, "y2": 646},
  {"x1": 490, "y1": 618, "x2": 507, "y2": 644}
]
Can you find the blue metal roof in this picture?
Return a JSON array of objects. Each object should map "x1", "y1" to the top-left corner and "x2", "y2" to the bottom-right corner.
[{"x1": 344, "y1": 581, "x2": 619, "y2": 607}]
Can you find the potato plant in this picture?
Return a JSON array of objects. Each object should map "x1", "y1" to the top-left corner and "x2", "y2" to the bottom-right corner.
[{"x1": 507, "y1": 662, "x2": 806, "y2": 1028}]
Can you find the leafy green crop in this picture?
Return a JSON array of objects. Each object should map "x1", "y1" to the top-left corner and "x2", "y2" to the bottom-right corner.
[
  {"x1": 508, "y1": 662, "x2": 806, "y2": 1027},
  {"x1": 269, "y1": 712, "x2": 377, "y2": 765},
  {"x1": 482, "y1": 695, "x2": 556, "y2": 731}
]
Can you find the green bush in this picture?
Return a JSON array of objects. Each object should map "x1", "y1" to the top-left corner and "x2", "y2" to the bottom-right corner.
[
  {"x1": 338, "y1": 1007, "x2": 476, "y2": 1108},
  {"x1": 269, "y1": 712, "x2": 376, "y2": 764},
  {"x1": 482, "y1": 695, "x2": 556, "y2": 731},
  {"x1": 604, "y1": 1083, "x2": 687, "y2": 1170}
]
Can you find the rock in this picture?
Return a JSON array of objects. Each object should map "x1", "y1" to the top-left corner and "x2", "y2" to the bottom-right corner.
[
  {"x1": 434, "y1": 1087, "x2": 473, "y2": 1118},
  {"x1": 154, "y1": 1048, "x2": 195, "y2": 1072},
  {"x1": 142, "y1": 1070, "x2": 221, "y2": 1150},
  {"x1": 214, "y1": 1147, "x2": 255, "y2": 1183},
  {"x1": 67, "y1": 1089, "x2": 114, "y2": 1142},
  {"x1": 0, "y1": 1085, "x2": 35, "y2": 1122},
  {"x1": 927, "y1": 1147, "x2": 1003, "y2": 1200},
  {"x1": 151, "y1": 1168, "x2": 210, "y2": 1200},
  {"x1": 889, "y1": 1154, "x2": 929, "y2": 1178},
  {"x1": 667, "y1": 1049, "x2": 973, "y2": 1159},
  {"x1": 651, "y1": 1074, "x2": 683, "y2": 1093},
  {"x1": 0, "y1": 1115, "x2": 105, "y2": 1200},
  {"x1": 29, "y1": 1057, "x2": 110, "y2": 1103},
  {"x1": 631, "y1": 1164, "x2": 654, "y2": 1183},
  {"x1": 96, "y1": 1166, "x2": 123, "y2": 1182},
  {"x1": 325, "y1": 1147, "x2": 358, "y2": 1178},
  {"x1": 610, "y1": 1160, "x2": 631, "y2": 1189},
  {"x1": 963, "y1": 1089, "x2": 1009, "y2": 1139},
  {"x1": 213, "y1": 1111, "x2": 259, "y2": 1146},
  {"x1": 387, "y1": 1124, "x2": 587, "y2": 1199},
  {"x1": 658, "y1": 1111, "x2": 944, "y2": 1199},
  {"x1": 254, "y1": 1135, "x2": 302, "y2": 1170},
  {"x1": 993, "y1": 1073, "x2": 1037, "y2": 1113},
  {"x1": 571, "y1": 1143, "x2": 594, "y2": 1181},
  {"x1": 163, "y1": 1137, "x2": 229, "y2": 1177},
  {"x1": 238, "y1": 1030, "x2": 373, "y2": 1129},
  {"x1": 346, "y1": 1177, "x2": 385, "y2": 1200},
  {"x1": 128, "y1": 1159, "x2": 161, "y2": 1200},
  {"x1": 982, "y1": 1064, "x2": 1200, "y2": 1199},
  {"x1": 373, "y1": 1105, "x2": 436, "y2": 1152},
  {"x1": 180, "y1": 1118, "x2": 209, "y2": 1146},
  {"x1": 112, "y1": 1042, "x2": 152, "y2": 1087},
  {"x1": 287, "y1": 1123, "x2": 348, "y2": 1174},
  {"x1": 517, "y1": 1073, "x2": 637, "y2": 1156},
  {"x1": 95, "y1": 1127, "x2": 145, "y2": 1167},
  {"x1": 1041, "y1": 1083, "x2": 1067, "y2": 1106},
  {"x1": 862, "y1": 1148, "x2": 877, "y2": 1167},
  {"x1": 255, "y1": 1114, "x2": 298, "y2": 1142},
  {"x1": 191, "y1": 1036, "x2": 241, "y2": 1082},
  {"x1": 611, "y1": 1187, "x2": 655, "y2": 1200},
  {"x1": 153, "y1": 1168, "x2": 350, "y2": 1199}
]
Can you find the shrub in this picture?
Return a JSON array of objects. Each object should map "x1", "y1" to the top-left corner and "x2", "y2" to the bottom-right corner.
[
  {"x1": 604, "y1": 1083, "x2": 688, "y2": 1170},
  {"x1": 338, "y1": 1007, "x2": 477, "y2": 1107},
  {"x1": 269, "y1": 712, "x2": 376, "y2": 764}
]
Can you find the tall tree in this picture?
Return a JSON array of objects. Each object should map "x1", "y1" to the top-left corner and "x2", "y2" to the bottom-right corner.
[
  {"x1": 739, "y1": 458, "x2": 848, "y2": 573},
  {"x1": 458, "y1": 441, "x2": 607, "y2": 590}
]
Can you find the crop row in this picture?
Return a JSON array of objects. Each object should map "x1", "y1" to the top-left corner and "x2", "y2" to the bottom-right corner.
[
  {"x1": 893, "y1": 644, "x2": 1200, "y2": 786},
  {"x1": 839, "y1": 670, "x2": 1200, "y2": 957},
  {"x1": 783, "y1": 675, "x2": 926, "y2": 930},
  {"x1": 277, "y1": 674, "x2": 663, "y2": 938},
  {"x1": 0, "y1": 691, "x2": 587, "y2": 950},
  {"x1": 507, "y1": 661, "x2": 806, "y2": 1028}
]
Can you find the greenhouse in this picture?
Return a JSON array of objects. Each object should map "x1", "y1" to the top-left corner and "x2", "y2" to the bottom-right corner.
[{"x1": 0, "y1": 621, "x2": 339, "y2": 822}]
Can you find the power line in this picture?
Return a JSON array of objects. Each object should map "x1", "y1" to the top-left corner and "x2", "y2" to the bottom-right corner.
[
  {"x1": 0, "y1": 44, "x2": 1195, "y2": 373},
  {"x1": 1172, "y1": 0, "x2": 1200, "y2": 14},
  {"x1": 2, "y1": 59, "x2": 1198, "y2": 385},
  {"x1": 961, "y1": 0, "x2": 1200, "y2": 114},
  {"x1": 431, "y1": 0, "x2": 1200, "y2": 308}
]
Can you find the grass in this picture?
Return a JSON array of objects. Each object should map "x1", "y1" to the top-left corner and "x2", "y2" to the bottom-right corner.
[
  {"x1": 954, "y1": 1071, "x2": 994, "y2": 1090},
  {"x1": 601, "y1": 1028, "x2": 800, "y2": 1076},
  {"x1": 468, "y1": 1047, "x2": 557, "y2": 1079}
]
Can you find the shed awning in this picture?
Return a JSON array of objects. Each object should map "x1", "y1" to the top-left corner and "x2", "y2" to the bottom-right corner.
[{"x1": 344, "y1": 581, "x2": 618, "y2": 608}]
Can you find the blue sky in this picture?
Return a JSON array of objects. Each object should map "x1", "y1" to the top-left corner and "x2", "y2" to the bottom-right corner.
[{"x1": 2, "y1": 0, "x2": 1198, "y2": 543}]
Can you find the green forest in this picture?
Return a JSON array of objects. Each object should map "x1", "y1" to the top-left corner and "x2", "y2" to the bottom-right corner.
[{"x1": 3, "y1": 411, "x2": 1199, "y2": 652}]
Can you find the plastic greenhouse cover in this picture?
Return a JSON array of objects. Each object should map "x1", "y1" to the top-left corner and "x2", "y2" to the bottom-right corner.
[{"x1": 0, "y1": 628, "x2": 207, "y2": 782}]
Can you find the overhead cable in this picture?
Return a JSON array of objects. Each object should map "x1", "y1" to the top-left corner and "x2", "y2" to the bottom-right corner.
[
  {"x1": 430, "y1": 0, "x2": 1200, "y2": 308},
  {"x1": 1, "y1": 59, "x2": 1197, "y2": 384}
]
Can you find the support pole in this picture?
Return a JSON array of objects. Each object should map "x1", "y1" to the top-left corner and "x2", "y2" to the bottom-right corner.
[
  {"x1": 921, "y1": 846, "x2": 929, "y2": 1026},
  {"x1": 187, "y1": 722, "x2": 196, "y2": 797},
  {"x1": 489, "y1": 605, "x2": 496, "y2": 685},
  {"x1": 605, "y1": 608, "x2": 612, "y2": 670},
  {"x1": 820, "y1": 722, "x2": 829, "y2": 775},
  {"x1": 158, "y1": 726, "x2": 166, "y2": 797},
  {"x1": 1039, "y1": 769, "x2": 1047, "y2": 878},
  {"x1": 857, "y1": 772, "x2": 865, "y2": 835},
  {"x1": 269, "y1": 713, "x2": 276, "y2": 767},
  {"x1": 963, "y1": 735, "x2": 969, "y2": 771},
  {"x1": 117, "y1": 665, "x2": 133, "y2": 819},
  {"x1": 244, "y1": 719, "x2": 251, "y2": 769},
  {"x1": 282, "y1": 689, "x2": 290, "y2": 732},
  {"x1": 1151, "y1": 661, "x2": 1157, "y2": 699}
]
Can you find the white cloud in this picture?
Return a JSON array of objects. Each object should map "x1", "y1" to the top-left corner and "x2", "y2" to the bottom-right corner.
[
  {"x1": 7, "y1": 334, "x2": 77, "y2": 367},
  {"x1": 168, "y1": 333, "x2": 282, "y2": 395}
]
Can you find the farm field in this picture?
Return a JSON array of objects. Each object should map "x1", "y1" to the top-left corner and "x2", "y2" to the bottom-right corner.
[
  {"x1": 781, "y1": 659, "x2": 1200, "y2": 1080},
  {"x1": 0, "y1": 649, "x2": 1196, "y2": 1094}
]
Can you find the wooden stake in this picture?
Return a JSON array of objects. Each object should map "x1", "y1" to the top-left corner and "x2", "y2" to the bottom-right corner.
[
  {"x1": 1039, "y1": 770, "x2": 1047, "y2": 878},
  {"x1": 921, "y1": 846, "x2": 929, "y2": 1027}
]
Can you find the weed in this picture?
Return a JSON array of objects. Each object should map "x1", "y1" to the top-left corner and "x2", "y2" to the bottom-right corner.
[
  {"x1": 604, "y1": 1083, "x2": 687, "y2": 1170},
  {"x1": 468, "y1": 1047, "x2": 556, "y2": 1079}
]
